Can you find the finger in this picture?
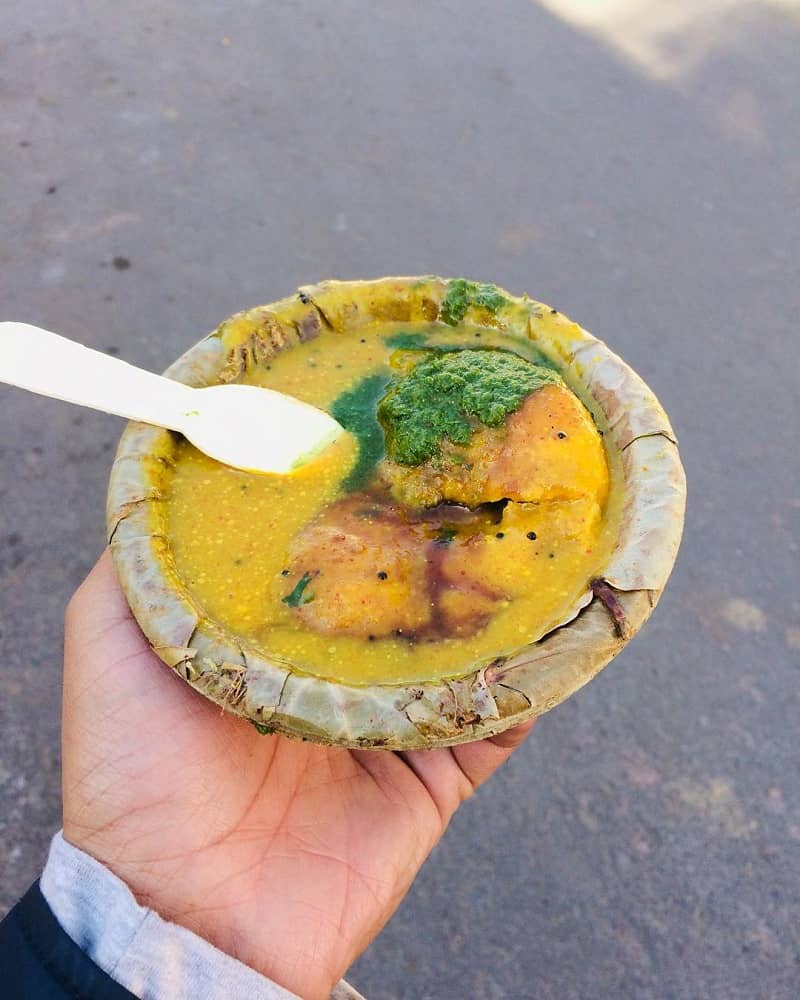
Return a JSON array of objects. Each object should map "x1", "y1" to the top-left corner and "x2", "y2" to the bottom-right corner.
[
  {"x1": 448, "y1": 718, "x2": 536, "y2": 791},
  {"x1": 485, "y1": 717, "x2": 537, "y2": 751},
  {"x1": 396, "y1": 719, "x2": 536, "y2": 827}
]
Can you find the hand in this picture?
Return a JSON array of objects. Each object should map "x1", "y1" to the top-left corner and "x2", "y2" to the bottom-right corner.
[{"x1": 62, "y1": 551, "x2": 534, "y2": 999}]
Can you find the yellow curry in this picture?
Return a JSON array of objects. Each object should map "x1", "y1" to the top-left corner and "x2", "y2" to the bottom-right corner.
[{"x1": 165, "y1": 321, "x2": 620, "y2": 686}]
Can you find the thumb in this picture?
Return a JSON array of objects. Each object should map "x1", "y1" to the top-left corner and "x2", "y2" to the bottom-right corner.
[
  {"x1": 65, "y1": 548, "x2": 146, "y2": 657},
  {"x1": 63, "y1": 548, "x2": 187, "y2": 718}
]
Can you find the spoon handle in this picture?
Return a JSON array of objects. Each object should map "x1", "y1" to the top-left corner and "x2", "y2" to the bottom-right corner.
[{"x1": 0, "y1": 322, "x2": 195, "y2": 429}]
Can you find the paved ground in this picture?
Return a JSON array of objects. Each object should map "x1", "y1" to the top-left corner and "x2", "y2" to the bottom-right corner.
[{"x1": 1, "y1": 1, "x2": 798, "y2": 996}]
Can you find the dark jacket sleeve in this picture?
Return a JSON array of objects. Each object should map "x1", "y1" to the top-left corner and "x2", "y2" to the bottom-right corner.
[{"x1": 0, "y1": 880, "x2": 138, "y2": 999}]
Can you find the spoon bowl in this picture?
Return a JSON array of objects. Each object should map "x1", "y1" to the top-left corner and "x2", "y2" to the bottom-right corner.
[
  {"x1": 181, "y1": 383, "x2": 344, "y2": 474},
  {"x1": 0, "y1": 322, "x2": 343, "y2": 474}
]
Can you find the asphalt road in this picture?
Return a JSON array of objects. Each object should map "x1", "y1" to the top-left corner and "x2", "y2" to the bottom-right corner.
[{"x1": 1, "y1": 2, "x2": 798, "y2": 997}]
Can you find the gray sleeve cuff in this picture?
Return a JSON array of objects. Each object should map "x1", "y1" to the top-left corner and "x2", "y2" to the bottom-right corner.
[{"x1": 40, "y1": 831, "x2": 365, "y2": 1000}]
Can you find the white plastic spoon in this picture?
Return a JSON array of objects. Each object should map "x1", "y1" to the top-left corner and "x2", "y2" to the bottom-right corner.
[{"x1": 0, "y1": 322, "x2": 344, "y2": 474}]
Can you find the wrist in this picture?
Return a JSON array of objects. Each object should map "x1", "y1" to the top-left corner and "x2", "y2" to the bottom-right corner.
[
  {"x1": 44, "y1": 830, "x2": 345, "y2": 1000},
  {"x1": 61, "y1": 824, "x2": 347, "y2": 1000}
]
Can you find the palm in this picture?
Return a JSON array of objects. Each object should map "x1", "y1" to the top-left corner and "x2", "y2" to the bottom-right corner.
[{"x1": 62, "y1": 553, "x2": 532, "y2": 999}]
